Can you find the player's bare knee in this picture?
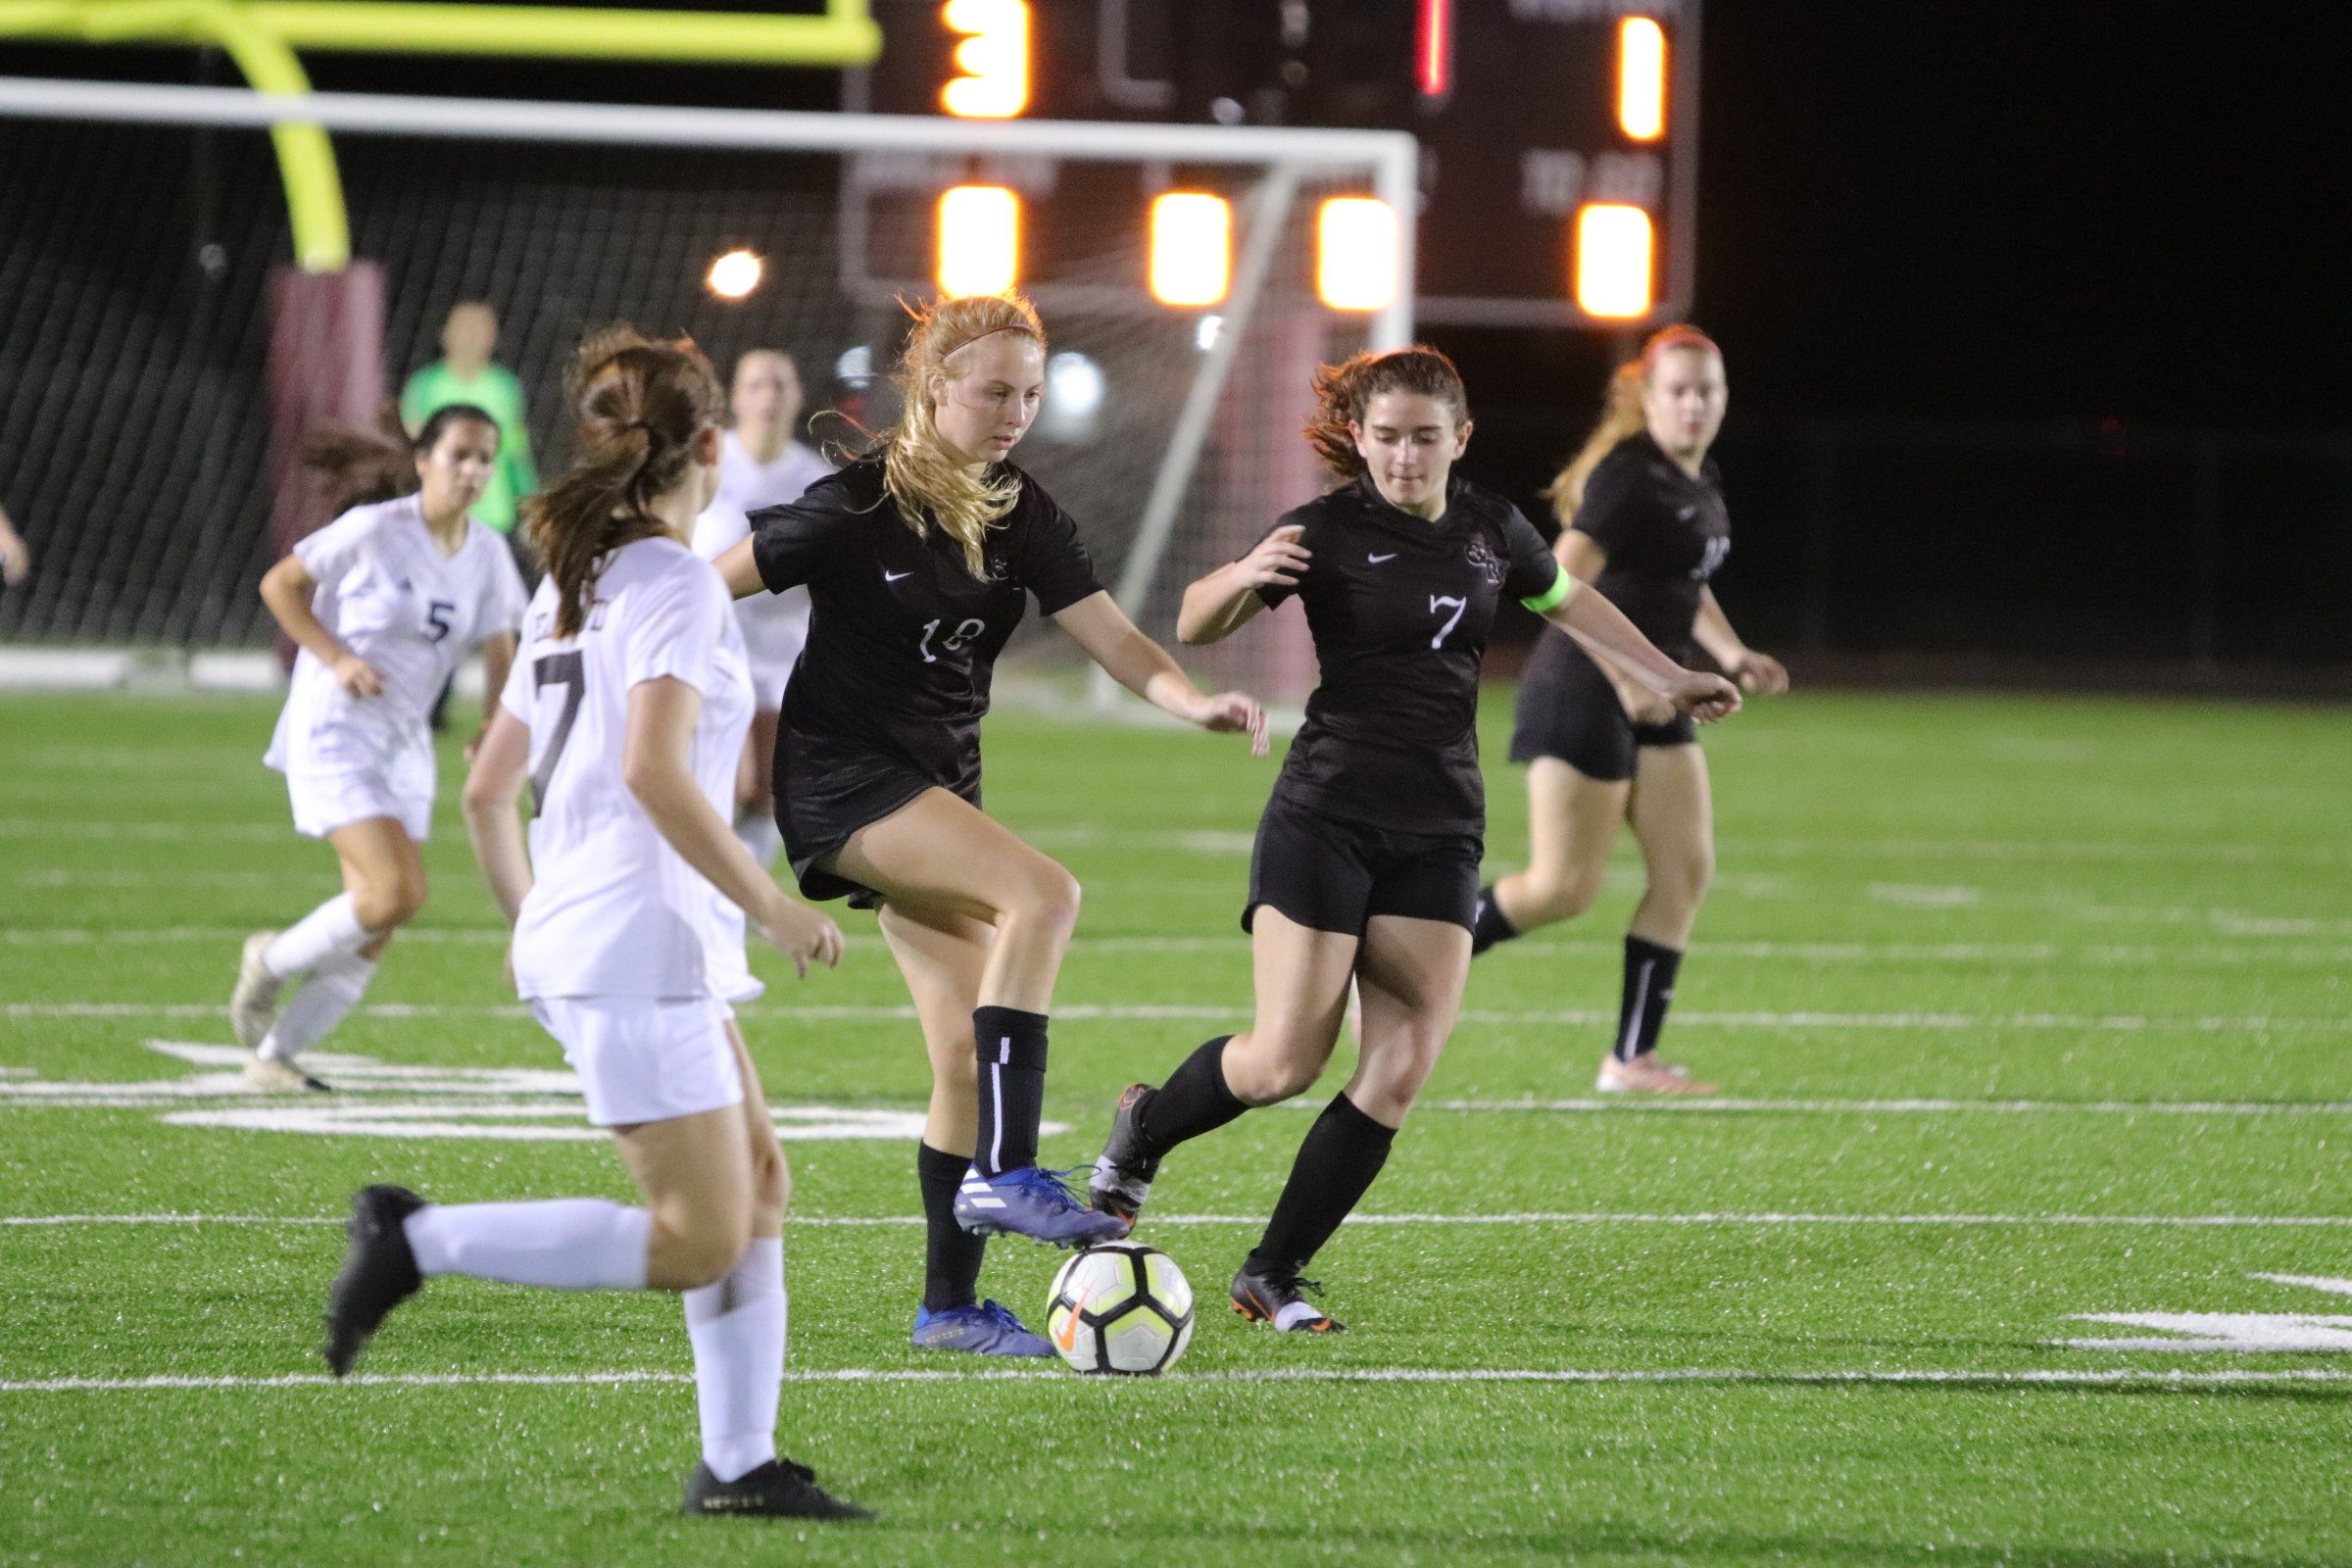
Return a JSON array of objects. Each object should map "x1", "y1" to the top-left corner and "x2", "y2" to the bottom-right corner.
[
  {"x1": 655, "y1": 1210, "x2": 752, "y2": 1290},
  {"x1": 353, "y1": 875, "x2": 426, "y2": 933},
  {"x1": 751, "y1": 1145, "x2": 790, "y2": 1222},
  {"x1": 1653, "y1": 850, "x2": 1712, "y2": 913},
  {"x1": 1226, "y1": 1033, "x2": 1326, "y2": 1104},
  {"x1": 1004, "y1": 857, "x2": 1083, "y2": 937},
  {"x1": 1525, "y1": 865, "x2": 1604, "y2": 925}
]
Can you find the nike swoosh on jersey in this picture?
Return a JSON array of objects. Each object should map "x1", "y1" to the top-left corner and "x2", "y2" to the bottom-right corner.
[
  {"x1": 1367, "y1": 553, "x2": 1398, "y2": 564},
  {"x1": 883, "y1": 569, "x2": 912, "y2": 582}
]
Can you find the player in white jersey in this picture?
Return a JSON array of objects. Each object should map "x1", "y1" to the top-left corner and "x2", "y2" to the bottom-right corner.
[
  {"x1": 230, "y1": 406, "x2": 528, "y2": 1092},
  {"x1": 318, "y1": 333, "x2": 869, "y2": 1524},
  {"x1": 696, "y1": 350, "x2": 828, "y2": 866}
]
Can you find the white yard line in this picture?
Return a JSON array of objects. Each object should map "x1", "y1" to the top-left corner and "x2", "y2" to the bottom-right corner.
[
  {"x1": 10, "y1": 817, "x2": 2343, "y2": 865},
  {"x1": 8, "y1": 1001, "x2": 2352, "y2": 1034},
  {"x1": 12, "y1": 928, "x2": 2350, "y2": 968},
  {"x1": 1417, "y1": 1097, "x2": 2352, "y2": 1115},
  {"x1": 12, "y1": 1210, "x2": 2352, "y2": 1230},
  {"x1": 4, "y1": 1366, "x2": 2346, "y2": 1395}
]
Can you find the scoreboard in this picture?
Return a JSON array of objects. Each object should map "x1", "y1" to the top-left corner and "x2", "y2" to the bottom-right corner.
[{"x1": 849, "y1": 0, "x2": 1699, "y2": 328}]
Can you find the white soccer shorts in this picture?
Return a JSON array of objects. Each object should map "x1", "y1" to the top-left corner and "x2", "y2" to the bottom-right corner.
[{"x1": 529, "y1": 995, "x2": 746, "y2": 1128}]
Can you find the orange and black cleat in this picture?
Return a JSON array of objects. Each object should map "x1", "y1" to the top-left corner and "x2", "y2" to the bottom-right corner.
[{"x1": 1230, "y1": 1264, "x2": 1347, "y2": 1333}]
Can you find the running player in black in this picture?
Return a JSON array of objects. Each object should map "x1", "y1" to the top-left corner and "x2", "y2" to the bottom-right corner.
[
  {"x1": 712, "y1": 293, "x2": 1267, "y2": 1356},
  {"x1": 1473, "y1": 325, "x2": 1788, "y2": 1095},
  {"x1": 1086, "y1": 347, "x2": 1740, "y2": 1331}
]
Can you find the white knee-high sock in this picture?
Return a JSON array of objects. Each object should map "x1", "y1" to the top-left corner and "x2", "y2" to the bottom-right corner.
[
  {"x1": 403, "y1": 1200, "x2": 651, "y2": 1290},
  {"x1": 732, "y1": 810, "x2": 783, "y2": 868},
  {"x1": 264, "y1": 893, "x2": 370, "y2": 980},
  {"x1": 257, "y1": 956, "x2": 376, "y2": 1061},
  {"x1": 684, "y1": 1238, "x2": 785, "y2": 1483}
]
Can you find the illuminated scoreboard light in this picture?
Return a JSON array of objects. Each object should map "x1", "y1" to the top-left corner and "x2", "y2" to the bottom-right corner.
[{"x1": 847, "y1": 0, "x2": 1698, "y2": 328}]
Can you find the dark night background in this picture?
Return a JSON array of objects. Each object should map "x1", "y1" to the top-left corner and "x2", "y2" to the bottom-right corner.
[{"x1": 4, "y1": 2, "x2": 2348, "y2": 675}]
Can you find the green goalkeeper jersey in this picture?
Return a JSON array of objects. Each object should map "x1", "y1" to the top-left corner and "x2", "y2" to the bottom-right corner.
[{"x1": 399, "y1": 361, "x2": 538, "y2": 535}]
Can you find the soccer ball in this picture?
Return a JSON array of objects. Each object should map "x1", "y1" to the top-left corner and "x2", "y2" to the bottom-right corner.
[{"x1": 1045, "y1": 1243, "x2": 1195, "y2": 1375}]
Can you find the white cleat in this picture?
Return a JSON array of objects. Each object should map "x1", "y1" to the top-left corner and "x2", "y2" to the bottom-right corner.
[
  {"x1": 244, "y1": 1053, "x2": 330, "y2": 1094},
  {"x1": 1595, "y1": 1054, "x2": 1719, "y2": 1096},
  {"x1": 229, "y1": 932, "x2": 284, "y2": 1050}
]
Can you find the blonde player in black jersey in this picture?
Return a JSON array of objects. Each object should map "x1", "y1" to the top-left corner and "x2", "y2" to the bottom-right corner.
[
  {"x1": 712, "y1": 293, "x2": 1268, "y2": 1355},
  {"x1": 319, "y1": 333, "x2": 868, "y2": 1522},
  {"x1": 1087, "y1": 347, "x2": 1740, "y2": 1332},
  {"x1": 1473, "y1": 325, "x2": 1788, "y2": 1095}
]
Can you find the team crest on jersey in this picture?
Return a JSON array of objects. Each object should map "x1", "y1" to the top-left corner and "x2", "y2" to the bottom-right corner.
[{"x1": 1465, "y1": 536, "x2": 1505, "y2": 586}]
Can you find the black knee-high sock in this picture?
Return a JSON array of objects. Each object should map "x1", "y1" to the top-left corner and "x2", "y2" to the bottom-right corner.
[
  {"x1": 917, "y1": 1142, "x2": 987, "y2": 1312},
  {"x1": 1245, "y1": 1094, "x2": 1397, "y2": 1277},
  {"x1": 972, "y1": 1005, "x2": 1050, "y2": 1176},
  {"x1": 1613, "y1": 935, "x2": 1684, "y2": 1061},
  {"x1": 1470, "y1": 886, "x2": 1520, "y2": 956},
  {"x1": 1135, "y1": 1036, "x2": 1250, "y2": 1155}
]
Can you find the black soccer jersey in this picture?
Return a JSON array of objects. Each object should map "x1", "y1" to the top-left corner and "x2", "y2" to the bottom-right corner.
[
  {"x1": 1571, "y1": 432, "x2": 1731, "y2": 663},
  {"x1": 749, "y1": 457, "x2": 1103, "y2": 793},
  {"x1": 1256, "y1": 474, "x2": 1564, "y2": 837}
]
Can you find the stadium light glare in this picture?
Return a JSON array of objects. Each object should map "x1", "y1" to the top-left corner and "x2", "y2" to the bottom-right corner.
[
  {"x1": 940, "y1": 0, "x2": 1029, "y2": 119},
  {"x1": 706, "y1": 248, "x2": 761, "y2": 299},
  {"x1": 1575, "y1": 203, "x2": 1654, "y2": 318},
  {"x1": 1315, "y1": 197, "x2": 1398, "y2": 314},
  {"x1": 1416, "y1": 0, "x2": 1453, "y2": 98},
  {"x1": 1148, "y1": 192, "x2": 1232, "y2": 308},
  {"x1": 937, "y1": 184, "x2": 1021, "y2": 296},
  {"x1": 1617, "y1": 17, "x2": 1667, "y2": 141}
]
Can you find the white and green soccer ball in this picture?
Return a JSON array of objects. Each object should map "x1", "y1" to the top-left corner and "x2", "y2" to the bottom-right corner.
[{"x1": 1045, "y1": 1243, "x2": 1195, "y2": 1375}]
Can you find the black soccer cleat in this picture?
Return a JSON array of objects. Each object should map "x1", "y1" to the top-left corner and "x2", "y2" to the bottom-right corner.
[
  {"x1": 321, "y1": 1184, "x2": 426, "y2": 1376},
  {"x1": 1230, "y1": 1264, "x2": 1347, "y2": 1334},
  {"x1": 1087, "y1": 1083, "x2": 1163, "y2": 1230},
  {"x1": 682, "y1": 1458, "x2": 877, "y2": 1522}
]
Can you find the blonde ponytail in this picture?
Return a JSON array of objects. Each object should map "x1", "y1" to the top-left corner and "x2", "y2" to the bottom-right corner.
[
  {"x1": 868, "y1": 293, "x2": 1046, "y2": 578},
  {"x1": 1544, "y1": 323, "x2": 1724, "y2": 522}
]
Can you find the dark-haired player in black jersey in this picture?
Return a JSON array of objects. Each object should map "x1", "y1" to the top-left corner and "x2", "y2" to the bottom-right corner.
[
  {"x1": 1473, "y1": 325, "x2": 1788, "y2": 1096},
  {"x1": 1085, "y1": 347, "x2": 1740, "y2": 1332},
  {"x1": 713, "y1": 293, "x2": 1267, "y2": 1357}
]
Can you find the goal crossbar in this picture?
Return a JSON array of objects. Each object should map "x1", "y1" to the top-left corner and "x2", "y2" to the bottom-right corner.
[{"x1": 0, "y1": 74, "x2": 1416, "y2": 348}]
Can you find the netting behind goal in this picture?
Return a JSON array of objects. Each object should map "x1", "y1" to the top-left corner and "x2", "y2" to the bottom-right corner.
[{"x1": 0, "y1": 100, "x2": 1383, "y2": 697}]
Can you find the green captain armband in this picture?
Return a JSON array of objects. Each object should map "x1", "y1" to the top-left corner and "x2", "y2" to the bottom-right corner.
[{"x1": 1520, "y1": 570, "x2": 1575, "y2": 614}]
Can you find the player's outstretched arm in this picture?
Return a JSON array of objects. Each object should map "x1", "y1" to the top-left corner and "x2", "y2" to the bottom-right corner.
[
  {"x1": 462, "y1": 708, "x2": 535, "y2": 923},
  {"x1": 711, "y1": 537, "x2": 766, "y2": 601},
  {"x1": 1054, "y1": 591, "x2": 1270, "y2": 757},
  {"x1": 622, "y1": 675, "x2": 844, "y2": 977},
  {"x1": 260, "y1": 554, "x2": 384, "y2": 697},
  {"x1": 468, "y1": 631, "x2": 519, "y2": 761},
  {"x1": 1176, "y1": 524, "x2": 1309, "y2": 645},
  {"x1": 0, "y1": 504, "x2": 29, "y2": 586},
  {"x1": 1541, "y1": 580, "x2": 1741, "y2": 723},
  {"x1": 1693, "y1": 586, "x2": 1788, "y2": 695}
]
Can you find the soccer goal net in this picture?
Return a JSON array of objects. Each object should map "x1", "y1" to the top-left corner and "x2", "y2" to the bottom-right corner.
[{"x1": 0, "y1": 78, "x2": 1414, "y2": 699}]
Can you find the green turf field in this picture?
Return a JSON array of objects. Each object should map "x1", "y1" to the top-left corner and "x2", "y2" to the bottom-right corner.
[{"x1": 3, "y1": 684, "x2": 2349, "y2": 1567}]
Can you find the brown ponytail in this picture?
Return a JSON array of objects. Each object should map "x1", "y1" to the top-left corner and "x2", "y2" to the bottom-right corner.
[
  {"x1": 1545, "y1": 323, "x2": 1723, "y2": 521},
  {"x1": 302, "y1": 402, "x2": 498, "y2": 519},
  {"x1": 525, "y1": 328, "x2": 723, "y2": 638},
  {"x1": 1300, "y1": 346, "x2": 1470, "y2": 477}
]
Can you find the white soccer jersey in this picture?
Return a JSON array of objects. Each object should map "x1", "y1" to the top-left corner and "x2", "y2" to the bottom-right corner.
[
  {"x1": 717, "y1": 430, "x2": 832, "y2": 514},
  {"x1": 690, "y1": 499, "x2": 810, "y2": 705},
  {"x1": 706, "y1": 432, "x2": 829, "y2": 705},
  {"x1": 265, "y1": 495, "x2": 528, "y2": 778},
  {"x1": 503, "y1": 537, "x2": 760, "y2": 1004}
]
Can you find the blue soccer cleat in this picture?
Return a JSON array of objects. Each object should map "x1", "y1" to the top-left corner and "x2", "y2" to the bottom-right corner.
[
  {"x1": 910, "y1": 1298, "x2": 1054, "y2": 1357},
  {"x1": 953, "y1": 1163, "x2": 1131, "y2": 1248}
]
